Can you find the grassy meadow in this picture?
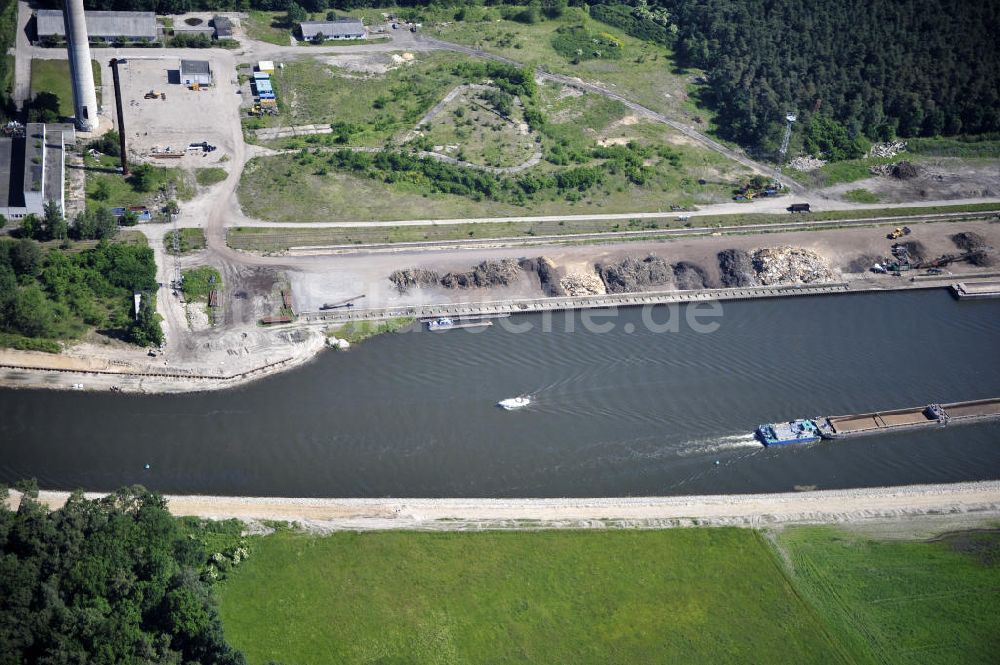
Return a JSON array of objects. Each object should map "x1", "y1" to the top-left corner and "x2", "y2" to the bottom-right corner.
[
  {"x1": 218, "y1": 529, "x2": 842, "y2": 665},
  {"x1": 216, "y1": 526, "x2": 1000, "y2": 665},
  {"x1": 777, "y1": 526, "x2": 1000, "y2": 664}
]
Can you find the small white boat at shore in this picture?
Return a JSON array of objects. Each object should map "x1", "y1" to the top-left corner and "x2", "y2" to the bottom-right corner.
[{"x1": 498, "y1": 396, "x2": 531, "y2": 410}]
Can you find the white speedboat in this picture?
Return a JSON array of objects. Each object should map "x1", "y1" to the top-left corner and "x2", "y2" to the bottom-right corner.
[{"x1": 498, "y1": 396, "x2": 531, "y2": 410}]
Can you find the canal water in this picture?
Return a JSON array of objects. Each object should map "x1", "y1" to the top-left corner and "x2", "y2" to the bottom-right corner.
[{"x1": 2, "y1": 289, "x2": 999, "y2": 497}]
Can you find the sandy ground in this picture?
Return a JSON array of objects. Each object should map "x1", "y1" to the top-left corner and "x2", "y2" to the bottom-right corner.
[{"x1": 12, "y1": 481, "x2": 1000, "y2": 532}]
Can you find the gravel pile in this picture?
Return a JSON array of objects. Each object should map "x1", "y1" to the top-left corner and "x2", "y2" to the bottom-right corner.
[
  {"x1": 597, "y1": 255, "x2": 674, "y2": 293},
  {"x1": 560, "y1": 271, "x2": 606, "y2": 296},
  {"x1": 752, "y1": 247, "x2": 836, "y2": 285},
  {"x1": 717, "y1": 249, "x2": 759, "y2": 287},
  {"x1": 951, "y1": 231, "x2": 988, "y2": 252},
  {"x1": 672, "y1": 261, "x2": 710, "y2": 290}
]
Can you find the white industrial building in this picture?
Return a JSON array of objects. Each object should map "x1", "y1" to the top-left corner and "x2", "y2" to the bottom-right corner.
[
  {"x1": 0, "y1": 123, "x2": 74, "y2": 220},
  {"x1": 36, "y1": 9, "x2": 159, "y2": 43},
  {"x1": 180, "y1": 60, "x2": 212, "y2": 86}
]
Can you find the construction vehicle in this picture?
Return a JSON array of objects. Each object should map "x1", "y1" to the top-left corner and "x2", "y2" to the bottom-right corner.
[
  {"x1": 887, "y1": 226, "x2": 912, "y2": 240},
  {"x1": 190, "y1": 82, "x2": 200, "y2": 91},
  {"x1": 144, "y1": 90, "x2": 162, "y2": 99}
]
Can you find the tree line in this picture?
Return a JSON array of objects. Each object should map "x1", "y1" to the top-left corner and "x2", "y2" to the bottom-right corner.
[
  {"x1": 660, "y1": 0, "x2": 1000, "y2": 155},
  {"x1": 0, "y1": 483, "x2": 245, "y2": 664}
]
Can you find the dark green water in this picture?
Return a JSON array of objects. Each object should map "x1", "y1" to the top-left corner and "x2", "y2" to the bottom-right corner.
[{"x1": 2, "y1": 289, "x2": 998, "y2": 497}]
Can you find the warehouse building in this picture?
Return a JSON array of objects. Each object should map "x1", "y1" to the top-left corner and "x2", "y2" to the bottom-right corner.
[
  {"x1": 180, "y1": 59, "x2": 212, "y2": 86},
  {"x1": 0, "y1": 123, "x2": 73, "y2": 220},
  {"x1": 299, "y1": 18, "x2": 365, "y2": 41},
  {"x1": 36, "y1": 9, "x2": 159, "y2": 43}
]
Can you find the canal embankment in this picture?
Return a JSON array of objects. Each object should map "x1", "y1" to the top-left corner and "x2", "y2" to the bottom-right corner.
[{"x1": 12, "y1": 481, "x2": 1000, "y2": 531}]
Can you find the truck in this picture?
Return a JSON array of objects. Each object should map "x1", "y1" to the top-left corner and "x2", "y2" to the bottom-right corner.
[{"x1": 787, "y1": 203, "x2": 811, "y2": 213}]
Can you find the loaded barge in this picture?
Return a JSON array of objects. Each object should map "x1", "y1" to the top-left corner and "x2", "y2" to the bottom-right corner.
[{"x1": 756, "y1": 397, "x2": 1000, "y2": 445}]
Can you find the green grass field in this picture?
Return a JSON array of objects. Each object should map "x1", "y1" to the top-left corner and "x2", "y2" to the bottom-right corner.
[
  {"x1": 218, "y1": 529, "x2": 842, "y2": 665},
  {"x1": 164, "y1": 228, "x2": 206, "y2": 255},
  {"x1": 248, "y1": 53, "x2": 468, "y2": 147},
  {"x1": 778, "y1": 527, "x2": 1000, "y2": 664},
  {"x1": 29, "y1": 59, "x2": 102, "y2": 117}
]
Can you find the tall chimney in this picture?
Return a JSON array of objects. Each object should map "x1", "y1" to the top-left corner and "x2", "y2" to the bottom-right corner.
[{"x1": 63, "y1": 0, "x2": 99, "y2": 132}]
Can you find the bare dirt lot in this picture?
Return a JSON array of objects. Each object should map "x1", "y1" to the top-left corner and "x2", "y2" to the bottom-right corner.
[{"x1": 110, "y1": 55, "x2": 240, "y2": 166}]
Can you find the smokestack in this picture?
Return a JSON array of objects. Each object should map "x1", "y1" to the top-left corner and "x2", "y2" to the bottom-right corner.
[{"x1": 63, "y1": 0, "x2": 99, "y2": 132}]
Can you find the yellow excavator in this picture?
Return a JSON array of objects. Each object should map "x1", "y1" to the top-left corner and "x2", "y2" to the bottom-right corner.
[{"x1": 887, "y1": 226, "x2": 912, "y2": 240}]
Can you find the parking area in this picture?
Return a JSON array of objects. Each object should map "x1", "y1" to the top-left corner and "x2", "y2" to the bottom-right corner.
[{"x1": 106, "y1": 54, "x2": 241, "y2": 164}]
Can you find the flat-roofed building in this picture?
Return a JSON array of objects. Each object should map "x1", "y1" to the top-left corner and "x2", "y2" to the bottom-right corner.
[
  {"x1": 299, "y1": 18, "x2": 365, "y2": 41},
  {"x1": 36, "y1": 9, "x2": 158, "y2": 43},
  {"x1": 0, "y1": 123, "x2": 69, "y2": 219},
  {"x1": 180, "y1": 59, "x2": 212, "y2": 86}
]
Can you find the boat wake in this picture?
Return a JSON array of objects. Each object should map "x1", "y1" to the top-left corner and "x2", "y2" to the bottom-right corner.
[{"x1": 675, "y1": 433, "x2": 762, "y2": 457}]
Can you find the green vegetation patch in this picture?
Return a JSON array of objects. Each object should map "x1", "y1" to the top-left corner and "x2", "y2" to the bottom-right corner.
[
  {"x1": 551, "y1": 24, "x2": 623, "y2": 62},
  {"x1": 247, "y1": 53, "x2": 467, "y2": 146},
  {"x1": 0, "y1": 238, "x2": 162, "y2": 348},
  {"x1": 181, "y1": 266, "x2": 222, "y2": 302},
  {"x1": 165, "y1": 228, "x2": 207, "y2": 255},
  {"x1": 245, "y1": 11, "x2": 291, "y2": 45},
  {"x1": 907, "y1": 135, "x2": 1000, "y2": 158},
  {"x1": 86, "y1": 155, "x2": 194, "y2": 209},
  {"x1": 218, "y1": 529, "x2": 839, "y2": 665},
  {"x1": 330, "y1": 317, "x2": 415, "y2": 344},
  {"x1": 195, "y1": 167, "x2": 228, "y2": 187},
  {"x1": 0, "y1": 0, "x2": 16, "y2": 122},
  {"x1": 779, "y1": 526, "x2": 1000, "y2": 664},
  {"x1": 843, "y1": 188, "x2": 880, "y2": 204}
]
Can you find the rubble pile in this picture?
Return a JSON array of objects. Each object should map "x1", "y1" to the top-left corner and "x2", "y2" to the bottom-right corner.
[
  {"x1": 560, "y1": 271, "x2": 606, "y2": 296},
  {"x1": 717, "y1": 249, "x2": 759, "y2": 287},
  {"x1": 870, "y1": 160, "x2": 919, "y2": 179},
  {"x1": 787, "y1": 155, "x2": 826, "y2": 172},
  {"x1": 751, "y1": 247, "x2": 836, "y2": 285},
  {"x1": 389, "y1": 268, "x2": 440, "y2": 293},
  {"x1": 952, "y1": 231, "x2": 995, "y2": 267},
  {"x1": 440, "y1": 259, "x2": 522, "y2": 289},
  {"x1": 597, "y1": 255, "x2": 673, "y2": 293},
  {"x1": 867, "y1": 141, "x2": 907, "y2": 158},
  {"x1": 672, "y1": 261, "x2": 709, "y2": 290}
]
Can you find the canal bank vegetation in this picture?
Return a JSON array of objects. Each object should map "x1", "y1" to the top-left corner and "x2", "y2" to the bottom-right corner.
[
  {"x1": 0, "y1": 484, "x2": 246, "y2": 665},
  {"x1": 328, "y1": 317, "x2": 415, "y2": 345},
  {"x1": 0, "y1": 237, "x2": 163, "y2": 351},
  {"x1": 215, "y1": 525, "x2": 1000, "y2": 664}
]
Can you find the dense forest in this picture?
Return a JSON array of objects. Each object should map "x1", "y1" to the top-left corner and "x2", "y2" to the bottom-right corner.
[
  {"x1": 661, "y1": 0, "x2": 1000, "y2": 152},
  {"x1": 0, "y1": 235, "x2": 162, "y2": 351},
  {"x1": 0, "y1": 484, "x2": 246, "y2": 664}
]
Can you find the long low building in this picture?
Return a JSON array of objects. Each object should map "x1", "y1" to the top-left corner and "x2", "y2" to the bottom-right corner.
[
  {"x1": 299, "y1": 18, "x2": 365, "y2": 41},
  {"x1": 36, "y1": 9, "x2": 159, "y2": 43}
]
